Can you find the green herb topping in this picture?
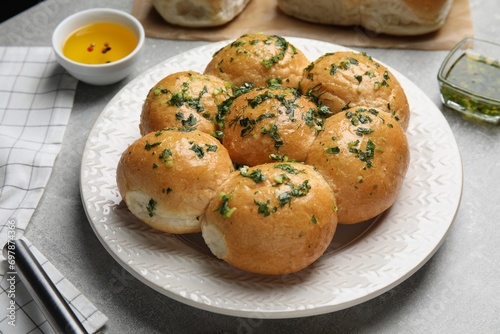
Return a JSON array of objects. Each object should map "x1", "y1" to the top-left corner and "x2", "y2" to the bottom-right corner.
[
  {"x1": 147, "y1": 198, "x2": 157, "y2": 217},
  {"x1": 240, "y1": 166, "x2": 266, "y2": 183},
  {"x1": 158, "y1": 148, "x2": 174, "y2": 167},
  {"x1": 145, "y1": 141, "x2": 161, "y2": 150},
  {"x1": 215, "y1": 192, "x2": 236, "y2": 218},
  {"x1": 274, "y1": 163, "x2": 303, "y2": 174}
]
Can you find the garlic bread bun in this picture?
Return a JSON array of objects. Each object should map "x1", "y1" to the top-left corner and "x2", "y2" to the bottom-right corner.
[
  {"x1": 305, "y1": 107, "x2": 410, "y2": 224},
  {"x1": 204, "y1": 34, "x2": 310, "y2": 89},
  {"x1": 116, "y1": 128, "x2": 234, "y2": 234},
  {"x1": 140, "y1": 71, "x2": 232, "y2": 136},
  {"x1": 222, "y1": 87, "x2": 331, "y2": 166},
  {"x1": 201, "y1": 162, "x2": 338, "y2": 275},
  {"x1": 300, "y1": 51, "x2": 410, "y2": 130}
]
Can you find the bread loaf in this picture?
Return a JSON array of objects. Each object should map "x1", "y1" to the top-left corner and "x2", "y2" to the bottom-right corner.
[
  {"x1": 153, "y1": 0, "x2": 252, "y2": 27},
  {"x1": 277, "y1": 0, "x2": 453, "y2": 36}
]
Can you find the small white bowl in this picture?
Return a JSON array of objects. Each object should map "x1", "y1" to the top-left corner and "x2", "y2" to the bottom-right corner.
[{"x1": 52, "y1": 8, "x2": 145, "y2": 86}]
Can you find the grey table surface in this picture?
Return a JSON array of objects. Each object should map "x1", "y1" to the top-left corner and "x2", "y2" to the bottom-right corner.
[{"x1": 1, "y1": 0, "x2": 499, "y2": 333}]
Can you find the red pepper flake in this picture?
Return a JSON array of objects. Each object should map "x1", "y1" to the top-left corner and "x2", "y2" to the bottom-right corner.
[
  {"x1": 102, "y1": 42, "x2": 112, "y2": 54},
  {"x1": 87, "y1": 43, "x2": 95, "y2": 52}
]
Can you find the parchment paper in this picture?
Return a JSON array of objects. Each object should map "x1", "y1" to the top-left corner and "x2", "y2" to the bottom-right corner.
[{"x1": 131, "y1": 0, "x2": 473, "y2": 50}]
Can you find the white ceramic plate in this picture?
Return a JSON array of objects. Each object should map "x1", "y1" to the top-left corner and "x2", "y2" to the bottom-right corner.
[{"x1": 80, "y1": 38, "x2": 463, "y2": 319}]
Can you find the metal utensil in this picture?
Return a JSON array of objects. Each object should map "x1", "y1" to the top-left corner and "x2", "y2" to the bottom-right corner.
[{"x1": 2, "y1": 239, "x2": 88, "y2": 334}]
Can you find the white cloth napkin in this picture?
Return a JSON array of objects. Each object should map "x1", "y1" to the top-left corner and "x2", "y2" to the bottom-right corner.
[{"x1": 0, "y1": 47, "x2": 108, "y2": 333}]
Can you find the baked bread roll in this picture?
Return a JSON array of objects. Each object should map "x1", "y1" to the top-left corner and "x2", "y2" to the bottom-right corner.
[
  {"x1": 152, "y1": 0, "x2": 252, "y2": 27},
  {"x1": 201, "y1": 162, "x2": 338, "y2": 275},
  {"x1": 116, "y1": 128, "x2": 234, "y2": 234},
  {"x1": 222, "y1": 87, "x2": 330, "y2": 166},
  {"x1": 305, "y1": 106, "x2": 410, "y2": 224},
  {"x1": 204, "y1": 34, "x2": 310, "y2": 89},
  {"x1": 140, "y1": 71, "x2": 232, "y2": 137},
  {"x1": 277, "y1": 0, "x2": 453, "y2": 36},
  {"x1": 300, "y1": 51, "x2": 410, "y2": 130}
]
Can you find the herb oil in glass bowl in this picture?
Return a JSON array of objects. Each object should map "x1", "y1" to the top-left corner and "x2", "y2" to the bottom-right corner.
[{"x1": 438, "y1": 38, "x2": 500, "y2": 124}]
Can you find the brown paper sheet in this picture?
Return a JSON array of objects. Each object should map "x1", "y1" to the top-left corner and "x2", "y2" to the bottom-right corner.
[{"x1": 132, "y1": 0, "x2": 473, "y2": 50}]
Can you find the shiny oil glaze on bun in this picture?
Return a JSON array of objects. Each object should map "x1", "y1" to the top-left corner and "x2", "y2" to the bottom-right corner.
[
  {"x1": 201, "y1": 162, "x2": 338, "y2": 275},
  {"x1": 306, "y1": 106, "x2": 410, "y2": 224},
  {"x1": 116, "y1": 128, "x2": 234, "y2": 234},
  {"x1": 140, "y1": 71, "x2": 232, "y2": 137},
  {"x1": 300, "y1": 51, "x2": 410, "y2": 130},
  {"x1": 204, "y1": 33, "x2": 310, "y2": 89},
  {"x1": 221, "y1": 86, "x2": 331, "y2": 166}
]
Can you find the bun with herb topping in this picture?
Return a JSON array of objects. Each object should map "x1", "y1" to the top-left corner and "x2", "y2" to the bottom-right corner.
[
  {"x1": 140, "y1": 71, "x2": 232, "y2": 137},
  {"x1": 201, "y1": 162, "x2": 338, "y2": 275},
  {"x1": 300, "y1": 51, "x2": 410, "y2": 130},
  {"x1": 305, "y1": 106, "x2": 410, "y2": 224},
  {"x1": 221, "y1": 87, "x2": 331, "y2": 166},
  {"x1": 204, "y1": 33, "x2": 310, "y2": 89},
  {"x1": 116, "y1": 128, "x2": 234, "y2": 234}
]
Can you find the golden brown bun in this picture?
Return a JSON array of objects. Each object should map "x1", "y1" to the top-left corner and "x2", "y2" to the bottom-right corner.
[
  {"x1": 201, "y1": 162, "x2": 338, "y2": 275},
  {"x1": 222, "y1": 87, "x2": 329, "y2": 166},
  {"x1": 277, "y1": 0, "x2": 453, "y2": 36},
  {"x1": 204, "y1": 34, "x2": 310, "y2": 89},
  {"x1": 300, "y1": 51, "x2": 410, "y2": 130},
  {"x1": 152, "y1": 0, "x2": 251, "y2": 27},
  {"x1": 305, "y1": 107, "x2": 410, "y2": 224},
  {"x1": 140, "y1": 71, "x2": 232, "y2": 137},
  {"x1": 116, "y1": 128, "x2": 234, "y2": 234}
]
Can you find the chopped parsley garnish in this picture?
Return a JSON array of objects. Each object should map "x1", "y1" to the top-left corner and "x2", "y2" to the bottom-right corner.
[
  {"x1": 261, "y1": 35, "x2": 290, "y2": 69},
  {"x1": 205, "y1": 144, "x2": 218, "y2": 152},
  {"x1": 261, "y1": 124, "x2": 283, "y2": 148},
  {"x1": 274, "y1": 163, "x2": 303, "y2": 174},
  {"x1": 215, "y1": 192, "x2": 236, "y2": 218},
  {"x1": 181, "y1": 113, "x2": 198, "y2": 127},
  {"x1": 159, "y1": 149, "x2": 173, "y2": 166},
  {"x1": 147, "y1": 198, "x2": 157, "y2": 217},
  {"x1": 274, "y1": 173, "x2": 290, "y2": 184},
  {"x1": 269, "y1": 154, "x2": 295, "y2": 162},
  {"x1": 326, "y1": 147, "x2": 340, "y2": 154},
  {"x1": 167, "y1": 84, "x2": 207, "y2": 113},
  {"x1": 190, "y1": 143, "x2": 205, "y2": 159},
  {"x1": 145, "y1": 141, "x2": 161, "y2": 150},
  {"x1": 216, "y1": 82, "x2": 254, "y2": 129},
  {"x1": 254, "y1": 199, "x2": 276, "y2": 217},
  {"x1": 356, "y1": 127, "x2": 375, "y2": 136},
  {"x1": 278, "y1": 180, "x2": 311, "y2": 207},
  {"x1": 240, "y1": 166, "x2": 266, "y2": 183},
  {"x1": 230, "y1": 113, "x2": 277, "y2": 137},
  {"x1": 348, "y1": 139, "x2": 376, "y2": 168}
]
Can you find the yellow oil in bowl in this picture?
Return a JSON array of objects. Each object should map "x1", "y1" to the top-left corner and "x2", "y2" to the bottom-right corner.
[{"x1": 62, "y1": 22, "x2": 138, "y2": 64}]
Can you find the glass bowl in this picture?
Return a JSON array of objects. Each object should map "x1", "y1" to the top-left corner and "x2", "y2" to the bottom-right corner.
[{"x1": 438, "y1": 37, "x2": 500, "y2": 124}]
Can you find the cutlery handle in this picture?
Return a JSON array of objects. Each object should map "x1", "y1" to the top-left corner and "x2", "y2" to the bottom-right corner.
[{"x1": 3, "y1": 239, "x2": 89, "y2": 334}]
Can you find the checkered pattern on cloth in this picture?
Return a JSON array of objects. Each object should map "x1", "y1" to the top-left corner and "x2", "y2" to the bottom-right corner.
[
  {"x1": 0, "y1": 238, "x2": 108, "y2": 333},
  {"x1": 0, "y1": 47, "x2": 107, "y2": 333}
]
